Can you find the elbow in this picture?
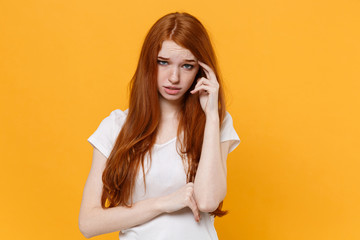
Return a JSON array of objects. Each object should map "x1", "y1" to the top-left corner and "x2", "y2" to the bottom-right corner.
[
  {"x1": 197, "y1": 199, "x2": 222, "y2": 213},
  {"x1": 196, "y1": 191, "x2": 227, "y2": 213},
  {"x1": 79, "y1": 216, "x2": 94, "y2": 239},
  {"x1": 198, "y1": 201, "x2": 220, "y2": 213}
]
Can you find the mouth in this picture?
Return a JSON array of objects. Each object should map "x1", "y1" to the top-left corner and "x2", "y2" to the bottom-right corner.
[
  {"x1": 164, "y1": 86, "x2": 181, "y2": 90},
  {"x1": 163, "y1": 86, "x2": 181, "y2": 95}
]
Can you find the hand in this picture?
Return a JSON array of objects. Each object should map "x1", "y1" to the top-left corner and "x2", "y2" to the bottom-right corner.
[
  {"x1": 159, "y1": 182, "x2": 201, "y2": 222},
  {"x1": 190, "y1": 61, "x2": 219, "y2": 116}
]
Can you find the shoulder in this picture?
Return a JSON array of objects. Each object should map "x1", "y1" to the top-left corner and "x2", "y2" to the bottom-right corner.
[
  {"x1": 87, "y1": 109, "x2": 129, "y2": 158},
  {"x1": 92, "y1": 108, "x2": 129, "y2": 137},
  {"x1": 108, "y1": 108, "x2": 128, "y2": 120},
  {"x1": 224, "y1": 111, "x2": 233, "y2": 120},
  {"x1": 221, "y1": 111, "x2": 235, "y2": 127},
  {"x1": 220, "y1": 110, "x2": 241, "y2": 152},
  {"x1": 106, "y1": 108, "x2": 129, "y2": 127}
]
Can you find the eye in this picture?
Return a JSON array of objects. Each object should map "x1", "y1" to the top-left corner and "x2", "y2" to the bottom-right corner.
[
  {"x1": 183, "y1": 64, "x2": 194, "y2": 70},
  {"x1": 157, "y1": 60, "x2": 168, "y2": 65}
]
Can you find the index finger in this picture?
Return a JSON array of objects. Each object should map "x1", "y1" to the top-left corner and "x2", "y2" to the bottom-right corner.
[
  {"x1": 198, "y1": 61, "x2": 216, "y2": 82},
  {"x1": 188, "y1": 196, "x2": 200, "y2": 222}
]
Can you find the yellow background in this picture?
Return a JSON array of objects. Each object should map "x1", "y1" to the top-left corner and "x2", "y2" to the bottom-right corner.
[{"x1": 1, "y1": 0, "x2": 359, "y2": 239}]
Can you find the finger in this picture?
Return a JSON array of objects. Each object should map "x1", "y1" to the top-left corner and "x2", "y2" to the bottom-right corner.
[
  {"x1": 198, "y1": 77, "x2": 218, "y2": 88},
  {"x1": 188, "y1": 195, "x2": 200, "y2": 222},
  {"x1": 192, "y1": 191, "x2": 201, "y2": 221},
  {"x1": 199, "y1": 64, "x2": 210, "y2": 80},
  {"x1": 191, "y1": 85, "x2": 211, "y2": 94},
  {"x1": 192, "y1": 78, "x2": 209, "y2": 92},
  {"x1": 198, "y1": 61, "x2": 216, "y2": 82},
  {"x1": 191, "y1": 85, "x2": 213, "y2": 94},
  {"x1": 197, "y1": 61, "x2": 210, "y2": 77},
  {"x1": 191, "y1": 78, "x2": 214, "y2": 94},
  {"x1": 185, "y1": 183, "x2": 199, "y2": 221}
]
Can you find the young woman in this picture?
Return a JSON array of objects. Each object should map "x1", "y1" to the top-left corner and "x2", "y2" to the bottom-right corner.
[{"x1": 79, "y1": 12, "x2": 240, "y2": 239}]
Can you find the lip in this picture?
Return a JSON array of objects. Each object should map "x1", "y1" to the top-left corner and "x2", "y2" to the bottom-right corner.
[
  {"x1": 164, "y1": 86, "x2": 181, "y2": 90},
  {"x1": 163, "y1": 86, "x2": 181, "y2": 95}
]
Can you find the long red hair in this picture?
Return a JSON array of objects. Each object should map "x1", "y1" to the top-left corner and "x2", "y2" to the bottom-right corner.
[{"x1": 101, "y1": 12, "x2": 227, "y2": 217}]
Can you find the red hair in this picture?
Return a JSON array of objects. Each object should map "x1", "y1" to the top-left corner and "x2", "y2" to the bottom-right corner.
[{"x1": 101, "y1": 12, "x2": 227, "y2": 217}]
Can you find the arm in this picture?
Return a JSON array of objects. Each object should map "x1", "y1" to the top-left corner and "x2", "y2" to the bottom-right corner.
[
  {"x1": 78, "y1": 148, "x2": 163, "y2": 238},
  {"x1": 79, "y1": 148, "x2": 201, "y2": 238},
  {"x1": 190, "y1": 61, "x2": 232, "y2": 212},
  {"x1": 193, "y1": 114, "x2": 231, "y2": 212}
]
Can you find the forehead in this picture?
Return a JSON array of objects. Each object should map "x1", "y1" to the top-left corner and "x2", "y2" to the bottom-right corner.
[{"x1": 158, "y1": 40, "x2": 195, "y2": 59}]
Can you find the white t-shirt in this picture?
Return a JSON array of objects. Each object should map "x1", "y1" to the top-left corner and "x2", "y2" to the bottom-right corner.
[{"x1": 87, "y1": 109, "x2": 241, "y2": 240}]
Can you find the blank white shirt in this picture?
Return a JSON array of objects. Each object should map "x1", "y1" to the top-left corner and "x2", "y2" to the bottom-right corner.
[{"x1": 88, "y1": 109, "x2": 240, "y2": 240}]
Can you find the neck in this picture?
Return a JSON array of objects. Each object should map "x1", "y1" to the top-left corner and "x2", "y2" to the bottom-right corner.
[{"x1": 158, "y1": 96, "x2": 182, "y2": 120}]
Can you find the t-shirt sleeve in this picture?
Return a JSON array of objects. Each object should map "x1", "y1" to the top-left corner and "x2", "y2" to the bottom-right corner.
[
  {"x1": 220, "y1": 111, "x2": 241, "y2": 154},
  {"x1": 87, "y1": 109, "x2": 127, "y2": 158}
]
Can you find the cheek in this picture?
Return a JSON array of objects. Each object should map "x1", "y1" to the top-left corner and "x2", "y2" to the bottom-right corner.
[
  {"x1": 157, "y1": 69, "x2": 166, "y2": 84},
  {"x1": 188, "y1": 69, "x2": 199, "y2": 83},
  {"x1": 183, "y1": 73, "x2": 197, "y2": 88}
]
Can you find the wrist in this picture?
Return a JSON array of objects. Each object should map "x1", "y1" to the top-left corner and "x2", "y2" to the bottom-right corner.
[
  {"x1": 205, "y1": 111, "x2": 219, "y2": 122},
  {"x1": 155, "y1": 196, "x2": 167, "y2": 213}
]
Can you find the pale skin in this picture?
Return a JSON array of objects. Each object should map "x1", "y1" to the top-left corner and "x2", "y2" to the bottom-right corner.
[{"x1": 79, "y1": 40, "x2": 233, "y2": 238}]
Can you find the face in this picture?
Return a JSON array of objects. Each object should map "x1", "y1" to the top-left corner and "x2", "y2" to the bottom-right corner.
[{"x1": 157, "y1": 40, "x2": 200, "y2": 104}]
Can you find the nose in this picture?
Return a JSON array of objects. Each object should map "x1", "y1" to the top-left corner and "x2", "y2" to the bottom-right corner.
[{"x1": 168, "y1": 67, "x2": 180, "y2": 84}]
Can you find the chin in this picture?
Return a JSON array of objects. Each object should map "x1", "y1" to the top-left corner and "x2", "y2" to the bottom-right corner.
[{"x1": 159, "y1": 92, "x2": 185, "y2": 103}]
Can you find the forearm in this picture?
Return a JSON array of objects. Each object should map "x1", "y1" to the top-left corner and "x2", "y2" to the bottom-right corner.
[
  {"x1": 79, "y1": 197, "x2": 163, "y2": 238},
  {"x1": 194, "y1": 113, "x2": 227, "y2": 212}
]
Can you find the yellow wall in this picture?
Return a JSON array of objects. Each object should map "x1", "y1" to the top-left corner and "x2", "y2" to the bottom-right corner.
[{"x1": 1, "y1": 0, "x2": 359, "y2": 239}]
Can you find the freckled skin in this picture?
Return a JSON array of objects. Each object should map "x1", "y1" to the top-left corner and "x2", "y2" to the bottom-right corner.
[{"x1": 157, "y1": 40, "x2": 200, "y2": 105}]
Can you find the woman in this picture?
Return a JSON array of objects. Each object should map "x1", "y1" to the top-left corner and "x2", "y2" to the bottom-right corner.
[{"x1": 79, "y1": 12, "x2": 240, "y2": 239}]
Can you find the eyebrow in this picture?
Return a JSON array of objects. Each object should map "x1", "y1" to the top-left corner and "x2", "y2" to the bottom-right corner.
[{"x1": 157, "y1": 56, "x2": 197, "y2": 63}]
